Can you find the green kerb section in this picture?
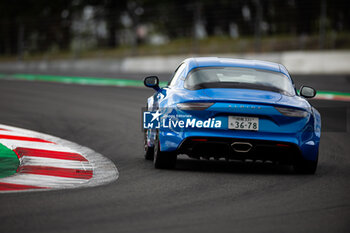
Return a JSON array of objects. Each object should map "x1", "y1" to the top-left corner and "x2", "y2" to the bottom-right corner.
[
  {"x1": 317, "y1": 91, "x2": 350, "y2": 97},
  {"x1": 0, "y1": 73, "x2": 349, "y2": 98},
  {"x1": 0, "y1": 143, "x2": 20, "y2": 178},
  {"x1": 0, "y1": 73, "x2": 168, "y2": 87}
]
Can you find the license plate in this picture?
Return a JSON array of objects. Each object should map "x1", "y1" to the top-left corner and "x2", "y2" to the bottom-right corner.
[{"x1": 228, "y1": 116, "x2": 259, "y2": 131}]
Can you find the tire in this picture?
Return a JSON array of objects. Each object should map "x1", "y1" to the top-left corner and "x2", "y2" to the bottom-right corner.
[
  {"x1": 154, "y1": 135, "x2": 177, "y2": 169},
  {"x1": 294, "y1": 156, "x2": 318, "y2": 174},
  {"x1": 144, "y1": 146, "x2": 154, "y2": 160},
  {"x1": 144, "y1": 130, "x2": 154, "y2": 160}
]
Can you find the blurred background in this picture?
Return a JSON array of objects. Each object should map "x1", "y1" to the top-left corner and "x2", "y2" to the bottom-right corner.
[
  {"x1": 0, "y1": 2, "x2": 349, "y2": 233},
  {"x1": 0, "y1": 0, "x2": 349, "y2": 60}
]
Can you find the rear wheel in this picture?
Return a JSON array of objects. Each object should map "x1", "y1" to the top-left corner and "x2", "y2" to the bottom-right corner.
[
  {"x1": 294, "y1": 156, "x2": 318, "y2": 174},
  {"x1": 154, "y1": 136, "x2": 177, "y2": 169}
]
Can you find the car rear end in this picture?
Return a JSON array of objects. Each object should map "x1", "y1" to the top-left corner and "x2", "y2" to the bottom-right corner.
[{"x1": 159, "y1": 92, "x2": 318, "y2": 164}]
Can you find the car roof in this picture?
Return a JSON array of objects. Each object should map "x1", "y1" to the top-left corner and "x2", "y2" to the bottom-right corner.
[{"x1": 184, "y1": 57, "x2": 291, "y2": 78}]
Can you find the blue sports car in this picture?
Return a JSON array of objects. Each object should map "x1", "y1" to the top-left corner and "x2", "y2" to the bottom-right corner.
[{"x1": 143, "y1": 57, "x2": 321, "y2": 174}]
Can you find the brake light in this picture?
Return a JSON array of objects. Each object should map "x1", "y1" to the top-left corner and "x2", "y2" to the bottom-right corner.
[
  {"x1": 192, "y1": 138, "x2": 208, "y2": 142},
  {"x1": 276, "y1": 143, "x2": 290, "y2": 147}
]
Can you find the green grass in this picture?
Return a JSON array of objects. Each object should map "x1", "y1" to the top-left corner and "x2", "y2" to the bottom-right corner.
[
  {"x1": 1, "y1": 33, "x2": 350, "y2": 62},
  {"x1": 0, "y1": 143, "x2": 19, "y2": 178}
]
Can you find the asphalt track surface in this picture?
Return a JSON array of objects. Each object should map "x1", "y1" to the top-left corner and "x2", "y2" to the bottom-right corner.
[{"x1": 0, "y1": 73, "x2": 349, "y2": 233}]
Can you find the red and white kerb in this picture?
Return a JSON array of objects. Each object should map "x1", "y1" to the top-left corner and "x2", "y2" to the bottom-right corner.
[{"x1": 0, "y1": 127, "x2": 93, "y2": 192}]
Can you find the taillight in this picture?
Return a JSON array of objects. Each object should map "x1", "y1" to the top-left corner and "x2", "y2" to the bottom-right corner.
[{"x1": 275, "y1": 107, "x2": 308, "y2": 117}]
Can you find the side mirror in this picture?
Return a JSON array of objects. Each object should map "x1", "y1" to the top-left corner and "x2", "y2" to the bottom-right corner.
[
  {"x1": 300, "y1": 86, "x2": 316, "y2": 98},
  {"x1": 144, "y1": 76, "x2": 160, "y2": 91}
]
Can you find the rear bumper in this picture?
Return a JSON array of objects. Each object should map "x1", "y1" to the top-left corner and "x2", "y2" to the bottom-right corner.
[
  {"x1": 177, "y1": 137, "x2": 300, "y2": 162},
  {"x1": 158, "y1": 129, "x2": 319, "y2": 162}
]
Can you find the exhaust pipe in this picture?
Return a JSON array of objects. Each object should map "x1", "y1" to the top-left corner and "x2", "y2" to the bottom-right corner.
[{"x1": 231, "y1": 142, "x2": 253, "y2": 153}]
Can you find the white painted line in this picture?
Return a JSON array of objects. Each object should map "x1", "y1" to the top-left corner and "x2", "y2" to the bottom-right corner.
[
  {"x1": 0, "y1": 174, "x2": 89, "y2": 188},
  {"x1": 20, "y1": 156, "x2": 92, "y2": 170},
  {"x1": 0, "y1": 131, "x2": 38, "y2": 137},
  {"x1": 0, "y1": 139, "x2": 77, "y2": 153}
]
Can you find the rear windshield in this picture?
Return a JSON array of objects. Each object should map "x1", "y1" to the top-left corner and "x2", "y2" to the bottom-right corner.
[{"x1": 184, "y1": 67, "x2": 295, "y2": 95}]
